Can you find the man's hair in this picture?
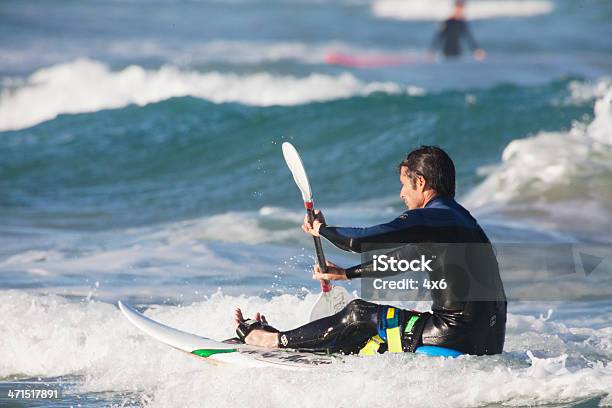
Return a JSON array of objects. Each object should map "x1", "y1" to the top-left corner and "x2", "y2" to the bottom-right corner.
[{"x1": 398, "y1": 145, "x2": 456, "y2": 197}]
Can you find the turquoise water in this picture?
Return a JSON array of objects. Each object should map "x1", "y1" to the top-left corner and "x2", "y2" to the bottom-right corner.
[
  {"x1": 1, "y1": 0, "x2": 611, "y2": 407},
  {"x1": 0, "y1": 80, "x2": 592, "y2": 229}
]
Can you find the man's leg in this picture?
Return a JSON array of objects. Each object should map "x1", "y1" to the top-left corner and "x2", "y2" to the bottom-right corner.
[
  {"x1": 237, "y1": 300, "x2": 430, "y2": 354},
  {"x1": 278, "y1": 299, "x2": 380, "y2": 354}
]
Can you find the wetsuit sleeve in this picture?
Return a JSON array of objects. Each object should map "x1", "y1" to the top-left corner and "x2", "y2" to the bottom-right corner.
[
  {"x1": 461, "y1": 21, "x2": 480, "y2": 50},
  {"x1": 344, "y1": 255, "x2": 378, "y2": 279},
  {"x1": 319, "y1": 217, "x2": 409, "y2": 253},
  {"x1": 318, "y1": 209, "x2": 432, "y2": 253}
]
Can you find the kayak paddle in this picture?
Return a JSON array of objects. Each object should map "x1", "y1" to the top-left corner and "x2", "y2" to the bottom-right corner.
[{"x1": 282, "y1": 142, "x2": 353, "y2": 321}]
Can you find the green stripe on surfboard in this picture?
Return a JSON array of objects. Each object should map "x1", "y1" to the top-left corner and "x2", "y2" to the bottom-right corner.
[{"x1": 192, "y1": 348, "x2": 237, "y2": 358}]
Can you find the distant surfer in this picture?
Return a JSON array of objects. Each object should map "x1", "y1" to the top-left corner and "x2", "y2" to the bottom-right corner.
[
  {"x1": 234, "y1": 146, "x2": 506, "y2": 355},
  {"x1": 430, "y1": 0, "x2": 486, "y2": 61}
]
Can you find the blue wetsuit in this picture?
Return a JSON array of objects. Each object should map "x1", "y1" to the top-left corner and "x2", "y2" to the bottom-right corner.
[
  {"x1": 431, "y1": 18, "x2": 480, "y2": 58},
  {"x1": 278, "y1": 196, "x2": 507, "y2": 355}
]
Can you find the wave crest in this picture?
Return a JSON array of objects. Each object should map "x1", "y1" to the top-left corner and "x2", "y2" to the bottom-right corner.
[
  {"x1": 464, "y1": 81, "x2": 612, "y2": 237},
  {"x1": 0, "y1": 59, "x2": 409, "y2": 131},
  {"x1": 373, "y1": 0, "x2": 554, "y2": 21}
]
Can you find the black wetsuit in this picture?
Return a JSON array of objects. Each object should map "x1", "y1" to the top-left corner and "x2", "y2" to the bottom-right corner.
[
  {"x1": 278, "y1": 196, "x2": 507, "y2": 355},
  {"x1": 431, "y1": 18, "x2": 479, "y2": 57}
]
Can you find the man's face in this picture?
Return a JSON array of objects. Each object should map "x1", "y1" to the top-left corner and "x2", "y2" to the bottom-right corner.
[{"x1": 399, "y1": 168, "x2": 423, "y2": 210}]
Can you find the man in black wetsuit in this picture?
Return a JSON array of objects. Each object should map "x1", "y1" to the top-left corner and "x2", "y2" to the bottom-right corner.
[
  {"x1": 430, "y1": 0, "x2": 486, "y2": 60},
  {"x1": 234, "y1": 146, "x2": 506, "y2": 356}
]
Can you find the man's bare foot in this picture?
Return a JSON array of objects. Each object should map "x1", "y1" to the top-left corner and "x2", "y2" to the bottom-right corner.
[{"x1": 234, "y1": 308, "x2": 279, "y2": 349}]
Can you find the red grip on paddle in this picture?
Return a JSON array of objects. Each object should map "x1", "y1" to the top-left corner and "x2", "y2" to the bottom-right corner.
[{"x1": 320, "y1": 280, "x2": 332, "y2": 293}]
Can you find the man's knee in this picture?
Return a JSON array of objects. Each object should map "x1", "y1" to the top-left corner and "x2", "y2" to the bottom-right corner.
[{"x1": 341, "y1": 299, "x2": 377, "y2": 324}]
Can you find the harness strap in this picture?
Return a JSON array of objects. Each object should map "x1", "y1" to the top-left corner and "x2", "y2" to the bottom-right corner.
[
  {"x1": 403, "y1": 312, "x2": 431, "y2": 352},
  {"x1": 358, "y1": 335, "x2": 384, "y2": 356},
  {"x1": 361, "y1": 306, "x2": 403, "y2": 355},
  {"x1": 385, "y1": 307, "x2": 403, "y2": 353}
]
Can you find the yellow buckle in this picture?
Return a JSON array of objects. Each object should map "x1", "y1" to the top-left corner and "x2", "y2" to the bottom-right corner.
[{"x1": 359, "y1": 335, "x2": 384, "y2": 356}]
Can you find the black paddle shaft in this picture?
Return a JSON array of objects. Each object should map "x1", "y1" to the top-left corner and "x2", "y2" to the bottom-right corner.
[{"x1": 307, "y1": 207, "x2": 328, "y2": 274}]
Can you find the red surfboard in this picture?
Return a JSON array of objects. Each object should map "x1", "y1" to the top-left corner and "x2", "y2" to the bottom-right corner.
[{"x1": 325, "y1": 52, "x2": 428, "y2": 68}]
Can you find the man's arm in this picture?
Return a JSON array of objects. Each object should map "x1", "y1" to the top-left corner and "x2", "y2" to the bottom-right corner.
[
  {"x1": 461, "y1": 21, "x2": 479, "y2": 50},
  {"x1": 318, "y1": 224, "x2": 393, "y2": 253},
  {"x1": 313, "y1": 244, "x2": 429, "y2": 280},
  {"x1": 309, "y1": 206, "x2": 465, "y2": 253},
  {"x1": 461, "y1": 21, "x2": 486, "y2": 60},
  {"x1": 319, "y1": 214, "x2": 422, "y2": 253}
]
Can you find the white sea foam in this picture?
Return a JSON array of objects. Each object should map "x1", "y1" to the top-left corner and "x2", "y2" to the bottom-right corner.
[
  {"x1": 0, "y1": 59, "x2": 410, "y2": 131},
  {"x1": 372, "y1": 0, "x2": 553, "y2": 21},
  {"x1": 464, "y1": 82, "x2": 612, "y2": 237},
  {"x1": 0, "y1": 204, "x2": 360, "y2": 301},
  {"x1": 0, "y1": 203, "x2": 390, "y2": 299},
  {"x1": 1, "y1": 291, "x2": 611, "y2": 407},
  {"x1": 567, "y1": 77, "x2": 612, "y2": 104}
]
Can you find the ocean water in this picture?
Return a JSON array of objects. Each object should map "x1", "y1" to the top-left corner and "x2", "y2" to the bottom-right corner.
[{"x1": 1, "y1": 0, "x2": 611, "y2": 407}]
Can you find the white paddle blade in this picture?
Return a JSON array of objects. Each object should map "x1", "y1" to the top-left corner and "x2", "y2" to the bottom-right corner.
[
  {"x1": 309, "y1": 286, "x2": 354, "y2": 322},
  {"x1": 282, "y1": 142, "x2": 312, "y2": 203}
]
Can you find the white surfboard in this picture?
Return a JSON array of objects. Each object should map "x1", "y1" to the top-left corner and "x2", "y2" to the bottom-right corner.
[{"x1": 118, "y1": 301, "x2": 336, "y2": 370}]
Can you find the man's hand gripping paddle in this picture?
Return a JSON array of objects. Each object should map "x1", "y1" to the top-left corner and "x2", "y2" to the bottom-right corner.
[{"x1": 282, "y1": 142, "x2": 353, "y2": 321}]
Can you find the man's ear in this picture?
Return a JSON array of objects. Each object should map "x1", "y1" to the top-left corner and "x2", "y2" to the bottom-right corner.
[{"x1": 417, "y1": 175, "x2": 427, "y2": 190}]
